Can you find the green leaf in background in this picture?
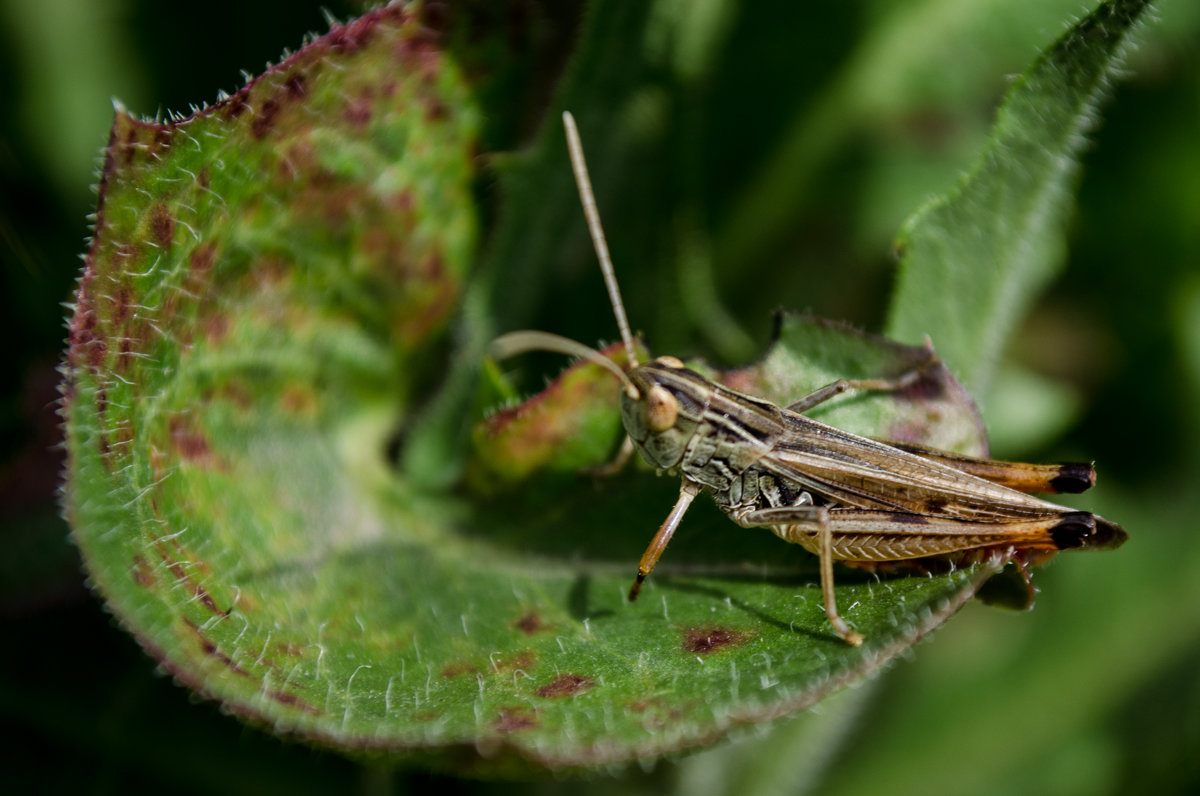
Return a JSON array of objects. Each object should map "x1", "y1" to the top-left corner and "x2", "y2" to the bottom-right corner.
[
  {"x1": 886, "y1": 0, "x2": 1151, "y2": 396},
  {"x1": 58, "y1": 0, "x2": 1149, "y2": 780}
]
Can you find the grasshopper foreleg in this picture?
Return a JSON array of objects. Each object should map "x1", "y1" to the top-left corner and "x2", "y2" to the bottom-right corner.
[{"x1": 629, "y1": 479, "x2": 703, "y2": 602}]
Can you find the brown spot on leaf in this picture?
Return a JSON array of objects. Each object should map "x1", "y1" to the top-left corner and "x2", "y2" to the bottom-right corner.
[
  {"x1": 625, "y1": 696, "x2": 688, "y2": 729},
  {"x1": 422, "y1": 95, "x2": 448, "y2": 123},
  {"x1": 535, "y1": 674, "x2": 592, "y2": 699},
  {"x1": 440, "y1": 661, "x2": 478, "y2": 679},
  {"x1": 151, "y1": 126, "x2": 172, "y2": 159},
  {"x1": 492, "y1": 706, "x2": 538, "y2": 733},
  {"x1": 251, "y1": 97, "x2": 281, "y2": 139},
  {"x1": 164, "y1": 554, "x2": 227, "y2": 617},
  {"x1": 193, "y1": 587, "x2": 226, "y2": 618},
  {"x1": 148, "y1": 203, "x2": 175, "y2": 248},
  {"x1": 269, "y1": 640, "x2": 305, "y2": 659},
  {"x1": 396, "y1": 26, "x2": 441, "y2": 81},
  {"x1": 266, "y1": 688, "x2": 320, "y2": 714},
  {"x1": 512, "y1": 611, "x2": 548, "y2": 636},
  {"x1": 110, "y1": 284, "x2": 132, "y2": 328},
  {"x1": 395, "y1": 255, "x2": 460, "y2": 345},
  {"x1": 131, "y1": 554, "x2": 155, "y2": 588},
  {"x1": 284, "y1": 72, "x2": 307, "y2": 99},
  {"x1": 280, "y1": 386, "x2": 317, "y2": 415},
  {"x1": 216, "y1": 382, "x2": 252, "y2": 409},
  {"x1": 168, "y1": 414, "x2": 215, "y2": 465},
  {"x1": 626, "y1": 696, "x2": 682, "y2": 716},
  {"x1": 157, "y1": 287, "x2": 181, "y2": 329},
  {"x1": 343, "y1": 96, "x2": 372, "y2": 127},
  {"x1": 203, "y1": 312, "x2": 229, "y2": 344},
  {"x1": 231, "y1": 589, "x2": 256, "y2": 613},
  {"x1": 390, "y1": 189, "x2": 416, "y2": 216},
  {"x1": 121, "y1": 122, "x2": 141, "y2": 166},
  {"x1": 491, "y1": 649, "x2": 536, "y2": 672},
  {"x1": 682, "y1": 626, "x2": 753, "y2": 654},
  {"x1": 189, "y1": 240, "x2": 216, "y2": 274},
  {"x1": 113, "y1": 242, "x2": 142, "y2": 266},
  {"x1": 183, "y1": 618, "x2": 248, "y2": 676},
  {"x1": 115, "y1": 335, "x2": 136, "y2": 375},
  {"x1": 148, "y1": 443, "x2": 167, "y2": 482},
  {"x1": 221, "y1": 93, "x2": 252, "y2": 120}
]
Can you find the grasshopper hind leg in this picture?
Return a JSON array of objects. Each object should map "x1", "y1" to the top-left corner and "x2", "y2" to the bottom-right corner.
[
  {"x1": 819, "y1": 514, "x2": 865, "y2": 646},
  {"x1": 740, "y1": 503, "x2": 865, "y2": 646}
]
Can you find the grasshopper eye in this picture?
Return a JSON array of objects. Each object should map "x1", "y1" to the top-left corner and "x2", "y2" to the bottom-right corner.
[
  {"x1": 644, "y1": 385, "x2": 679, "y2": 432},
  {"x1": 654, "y1": 355, "x2": 685, "y2": 369}
]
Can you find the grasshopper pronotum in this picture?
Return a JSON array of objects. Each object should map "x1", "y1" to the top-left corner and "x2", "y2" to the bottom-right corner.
[{"x1": 491, "y1": 111, "x2": 1127, "y2": 646}]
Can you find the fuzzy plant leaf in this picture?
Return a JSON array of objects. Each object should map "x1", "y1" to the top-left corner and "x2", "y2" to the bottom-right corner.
[
  {"x1": 61, "y1": 0, "x2": 1144, "y2": 778},
  {"x1": 62, "y1": 2, "x2": 484, "y2": 765},
  {"x1": 886, "y1": 0, "x2": 1151, "y2": 395}
]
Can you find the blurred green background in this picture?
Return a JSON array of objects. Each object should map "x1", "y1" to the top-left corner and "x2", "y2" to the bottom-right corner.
[{"x1": 3, "y1": 0, "x2": 1198, "y2": 793}]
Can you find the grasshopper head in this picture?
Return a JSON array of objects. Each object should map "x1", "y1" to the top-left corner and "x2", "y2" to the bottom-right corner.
[{"x1": 620, "y1": 356, "x2": 706, "y2": 469}]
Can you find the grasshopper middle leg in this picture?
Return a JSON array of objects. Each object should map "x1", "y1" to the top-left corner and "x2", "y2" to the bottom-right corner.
[{"x1": 785, "y1": 349, "x2": 939, "y2": 415}]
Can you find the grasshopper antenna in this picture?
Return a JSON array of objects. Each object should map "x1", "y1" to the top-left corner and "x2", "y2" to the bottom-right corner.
[
  {"x1": 562, "y1": 111, "x2": 640, "y2": 368},
  {"x1": 489, "y1": 330, "x2": 639, "y2": 399}
]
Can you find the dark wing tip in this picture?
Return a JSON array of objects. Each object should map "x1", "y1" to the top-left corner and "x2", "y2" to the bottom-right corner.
[
  {"x1": 1051, "y1": 512, "x2": 1127, "y2": 550},
  {"x1": 1049, "y1": 462, "x2": 1097, "y2": 494}
]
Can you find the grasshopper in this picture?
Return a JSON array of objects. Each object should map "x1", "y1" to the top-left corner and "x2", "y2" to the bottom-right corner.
[{"x1": 490, "y1": 111, "x2": 1127, "y2": 646}]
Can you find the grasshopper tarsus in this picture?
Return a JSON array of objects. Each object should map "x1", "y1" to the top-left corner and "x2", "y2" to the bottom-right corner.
[
  {"x1": 627, "y1": 480, "x2": 703, "y2": 603},
  {"x1": 628, "y1": 575, "x2": 646, "y2": 602},
  {"x1": 834, "y1": 625, "x2": 865, "y2": 647}
]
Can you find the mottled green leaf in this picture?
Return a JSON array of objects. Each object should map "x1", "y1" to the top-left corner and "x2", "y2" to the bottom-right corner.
[{"x1": 63, "y1": 1, "x2": 482, "y2": 763}]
